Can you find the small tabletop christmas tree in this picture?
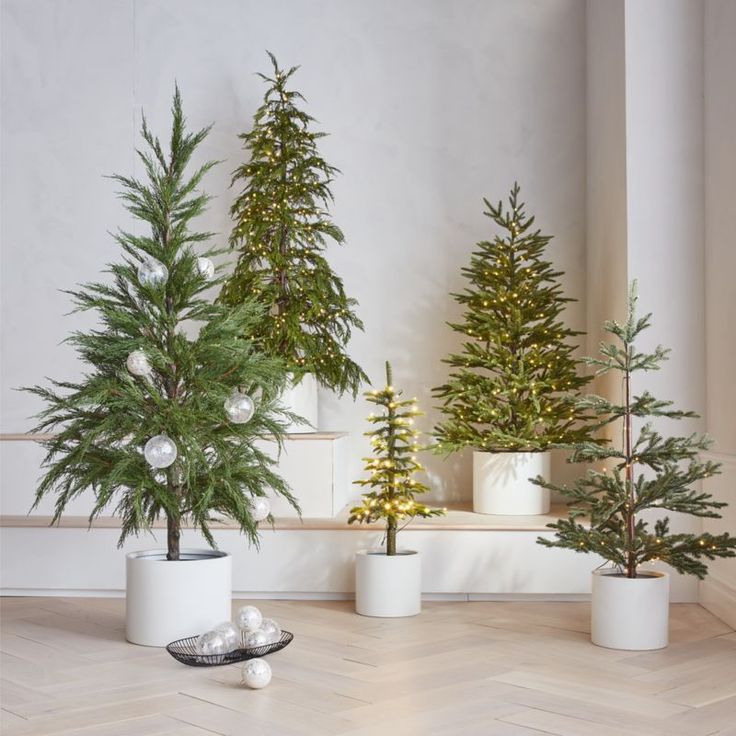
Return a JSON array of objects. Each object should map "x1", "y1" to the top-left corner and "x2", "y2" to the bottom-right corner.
[
  {"x1": 349, "y1": 362, "x2": 444, "y2": 554},
  {"x1": 219, "y1": 52, "x2": 367, "y2": 397},
  {"x1": 536, "y1": 284, "x2": 736, "y2": 578},
  {"x1": 26, "y1": 88, "x2": 298, "y2": 560},
  {"x1": 433, "y1": 184, "x2": 593, "y2": 453}
]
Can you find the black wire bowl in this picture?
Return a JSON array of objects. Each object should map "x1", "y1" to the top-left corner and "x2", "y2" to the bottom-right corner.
[{"x1": 166, "y1": 630, "x2": 294, "y2": 667}]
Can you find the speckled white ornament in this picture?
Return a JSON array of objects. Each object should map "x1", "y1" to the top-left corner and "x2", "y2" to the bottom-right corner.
[
  {"x1": 195, "y1": 630, "x2": 226, "y2": 656},
  {"x1": 260, "y1": 618, "x2": 281, "y2": 644},
  {"x1": 213, "y1": 621, "x2": 241, "y2": 652},
  {"x1": 241, "y1": 658, "x2": 271, "y2": 689},
  {"x1": 126, "y1": 350, "x2": 151, "y2": 377},
  {"x1": 137, "y1": 257, "x2": 168, "y2": 287},
  {"x1": 236, "y1": 605, "x2": 263, "y2": 633},
  {"x1": 196, "y1": 257, "x2": 215, "y2": 280},
  {"x1": 243, "y1": 629, "x2": 270, "y2": 649},
  {"x1": 143, "y1": 434, "x2": 177, "y2": 469},
  {"x1": 224, "y1": 391, "x2": 255, "y2": 424},
  {"x1": 250, "y1": 496, "x2": 271, "y2": 523}
]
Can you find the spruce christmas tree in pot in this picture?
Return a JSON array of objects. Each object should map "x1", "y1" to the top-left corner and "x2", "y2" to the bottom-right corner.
[
  {"x1": 220, "y1": 53, "x2": 367, "y2": 431},
  {"x1": 26, "y1": 89, "x2": 298, "y2": 647},
  {"x1": 536, "y1": 284, "x2": 736, "y2": 650},
  {"x1": 434, "y1": 185, "x2": 593, "y2": 515},
  {"x1": 349, "y1": 363, "x2": 444, "y2": 617}
]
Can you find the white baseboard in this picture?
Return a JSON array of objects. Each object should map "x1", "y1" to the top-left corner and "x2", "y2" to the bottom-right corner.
[{"x1": 699, "y1": 574, "x2": 736, "y2": 629}]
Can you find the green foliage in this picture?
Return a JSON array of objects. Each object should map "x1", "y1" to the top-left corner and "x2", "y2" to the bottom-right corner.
[
  {"x1": 537, "y1": 284, "x2": 736, "y2": 579},
  {"x1": 349, "y1": 362, "x2": 444, "y2": 555},
  {"x1": 219, "y1": 52, "x2": 367, "y2": 397},
  {"x1": 25, "y1": 88, "x2": 299, "y2": 560},
  {"x1": 433, "y1": 184, "x2": 593, "y2": 453}
]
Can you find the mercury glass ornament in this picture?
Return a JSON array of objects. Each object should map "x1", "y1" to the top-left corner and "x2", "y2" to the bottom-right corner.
[
  {"x1": 260, "y1": 618, "x2": 281, "y2": 644},
  {"x1": 213, "y1": 621, "x2": 241, "y2": 652},
  {"x1": 126, "y1": 349, "x2": 151, "y2": 377},
  {"x1": 137, "y1": 257, "x2": 168, "y2": 287},
  {"x1": 224, "y1": 391, "x2": 255, "y2": 424},
  {"x1": 195, "y1": 630, "x2": 226, "y2": 656},
  {"x1": 241, "y1": 658, "x2": 271, "y2": 689},
  {"x1": 250, "y1": 496, "x2": 271, "y2": 523},
  {"x1": 243, "y1": 629, "x2": 270, "y2": 649},
  {"x1": 196, "y1": 256, "x2": 215, "y2": 280},
  {"x1": 236, "y1": 605, "x2": 262, "y2": 633},
  {"x1": 143, "y1": 434, "x2": 178, "y2": 469}
]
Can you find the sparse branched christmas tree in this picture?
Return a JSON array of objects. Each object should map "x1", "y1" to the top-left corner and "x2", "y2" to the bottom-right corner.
[
  {"x1": 25, "y1": 88, "x2": 299, "y2": 561},
  {"x1": 219, "y1": 52, "x2": 367, "y2": 396},
  {"x1": 349, "y1": 362, "x2": 444, "y2": 555},
  {"x1": 433, "y1": 184, "x2": 593, "y2": 453},
  {"x1": 536, "y1": 284, "x2": 736, "y2": 578}
]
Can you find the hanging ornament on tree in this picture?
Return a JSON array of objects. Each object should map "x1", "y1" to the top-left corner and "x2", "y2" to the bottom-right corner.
[
  {"x1": 250, "y1": 496, "x2": 271, "y2": 522},
  {"x1": 213, "y1": 621, "x2": 241, "y2": 652},
  {"x1": 236, "y1": 605, "x2": 263, "y2": 633},
  {"x1": 260, "y1": 618, "x2": 281, "y2": 644},
  {"x1": 241, "y1": 658, "x2": 272, "y2": 689},
  {"x1": 195, "y1": 630, "x2": 227, "y2": 656},
  {"x1": 144, "y1": 434, "x2": 178, "y2": 468},
  {"x1": 224, "y1": 390, "x2": 255, "y2": 424},
  {"x1": 137, "y1": 257, "x2": 168, "y2": 287},
  {"x1": 196, "y1": 257, "x2": 215, "y2": 280},
  {"x1": 126, "y1": 349, "x2": 151, "y2": 377},
  {"x1": 243, "y1": 628, "x2": 270, "y2": 649}
]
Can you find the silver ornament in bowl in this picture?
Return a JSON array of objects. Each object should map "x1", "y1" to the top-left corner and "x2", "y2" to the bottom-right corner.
[
  {"x1": 213, "y1": 621, "x2": 241, "y2": 652},
  {"x1": 243, "y1": 628, "x2": 270, "y2": 649},
  {"x1": 236, "y1": 605, "x2": 263, "y2": 633},
  {"x1": 195, "y1": 630, "x2": 226, "y2": 656},
  {"x1": 260, "y1": 618, "x2": 281, "y2": 644}
]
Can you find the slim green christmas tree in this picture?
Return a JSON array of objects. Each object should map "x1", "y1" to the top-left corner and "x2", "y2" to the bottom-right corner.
[
  {"x1": 26, "y1": 88, "x2": 298, "y2": 561},
  {"x1": 349, "y1": 362, "x2": 444, "y2": 555},
  {"x1": 536, "y1": 284, "x2": 736, "y2": 578},
  {"x1": 433, "y1": 184, "x2": 593, "y2": 452},
  {"x1": 219, "y1": 52, "x2": 367, "y2": 397}
]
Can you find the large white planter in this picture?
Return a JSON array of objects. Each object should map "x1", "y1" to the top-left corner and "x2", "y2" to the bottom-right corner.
[
  {"x1": 473, "y1": 451, "x2": 550, "y2": 515},
  {"x1": 126, "y1": 549, "x2": 231, "y2": 647},
  {"x1": 591, "y1": 569, "x2": 669, "y2": 650},
  {"x1": 282, "y1": 373, "x2": 319, "y2": 433},
  {"x1": 355, "y1": 550, "x2": 421, "y2": 617}
]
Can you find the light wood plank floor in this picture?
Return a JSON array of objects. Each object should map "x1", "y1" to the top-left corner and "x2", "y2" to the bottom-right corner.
[{"x1": 1, "y1": 598, "x2": 734, "y2": 736}]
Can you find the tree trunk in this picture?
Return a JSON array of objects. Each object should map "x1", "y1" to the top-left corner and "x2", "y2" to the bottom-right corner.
[
  {"x1": 167, "y1": 513, "x2": 180, "y2": 561},
  {"x1": 623, "y1": 368, "x2": 636, "y2": 578},
  {"x1": 387, "y1": 519, "x2": 397, "y2": 556}
]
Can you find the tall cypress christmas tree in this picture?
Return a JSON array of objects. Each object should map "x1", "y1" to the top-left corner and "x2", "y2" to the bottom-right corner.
[
  {"x1": 219, "y1": 52, "x2": 367, "y2": 397},
  {"x1": 536, "y1": 284, "x2": 736, "y2": 578},
  {"x1": 26, "y1": 88, "x2": 298, "y2": 561},
  {"x1": 433, "y1": 184, "x2": 593, "y2": 453}
]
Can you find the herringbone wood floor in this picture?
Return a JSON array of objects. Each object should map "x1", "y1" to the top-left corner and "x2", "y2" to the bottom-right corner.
[{"x1": 1, "y1": 598, "x2": 734, "y2": 736}]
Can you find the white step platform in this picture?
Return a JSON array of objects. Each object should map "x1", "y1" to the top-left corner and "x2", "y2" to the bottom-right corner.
[{"x1": 0, "y1": 507, "x2": 697, "y2": 601}]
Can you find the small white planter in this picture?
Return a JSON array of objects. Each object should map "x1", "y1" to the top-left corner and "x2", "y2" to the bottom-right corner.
[
  {"x1": 126, "y1": 549, "x2": 231, "y2": 647},
  {"x1": 473, "y1": 451, "x2": 550, "y2": 515},
  {"x1": 282, "y1": 373, "x2": 319, "y2": 433},
  {"x1": 355, "y1": 549, "x2": 421, "y2": 617},
  {"x1": 591, "y1": 569, "x2": 669, "y2": 650}
]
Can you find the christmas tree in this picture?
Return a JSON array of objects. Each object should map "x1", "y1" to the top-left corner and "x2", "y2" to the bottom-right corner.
[
  {"x1": 536, "y1": 284, "x2": 736, "y2": 578},
  {"x1": 349, "y1": 362, "x2": 444, "y2": 555},
  {"x1": 219, "y1": 52, "x2": 367, "y2": 397},
  {"x1": 433, "y1": 184, "x2": 593, "y2": 453},
  {"x1": 26, "y1": 88, "x2": 298, "y2": 561}
]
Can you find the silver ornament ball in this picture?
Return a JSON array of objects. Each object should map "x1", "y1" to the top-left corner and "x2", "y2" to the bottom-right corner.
[
  {"x1": 224, "y1": 391, "x2": 255, "y2": 424},
  {"x1": 195, "y1": 630, "x2": 226, "y2": 656},
  {"x1": 196, "y1": 257, "x2": 215, "y2": 280},
  {"x1": 213, "y1": 621, "x2": 241, "y2": 652},
  {"x1": 143, "y1": 434, "x2": 178, "y2": 469},
  {"x1": 250, "y1": 496, "x2": 271, "y2": 523},
  {"x1": 241, "y1": 658, "x2": 272, "y2": 689},
  {"x1": 236, "y1": 605, "x2": 263, "y2": 633},
  {"x1": 137, "y1": 258, "x2": 168, "y2": 287},
  {"x1": 243, "y1": 628, "x2": 270, "y2": 649},
  {"x1": 260, "y1": 618, "x2": 281, "y2": 644},
  {"x1": 126, "y1": 349, "x2": 151, "y2": 377}
]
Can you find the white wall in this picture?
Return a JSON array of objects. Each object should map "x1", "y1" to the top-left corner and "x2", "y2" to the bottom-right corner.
[{"x1": 1, "y1": 0, "x2": 588, "y2": 512}]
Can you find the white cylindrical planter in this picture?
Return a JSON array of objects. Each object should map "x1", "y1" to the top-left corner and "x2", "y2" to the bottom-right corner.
[
  {"x1": 282, "y1": 373, "x2": 319, "y2": 433},
  {"x1": 473, "y1": 451, "x2": 550, "y2": 515},
  {"x1": 591, "y1": 569, "x2": 669, "y2": 650},
  {"x1": 126, "y1": 549, "x2": 231, "y2": 647},
  {"x1": 355, "y1": 550, "x2": 421, "y2": 617}
]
